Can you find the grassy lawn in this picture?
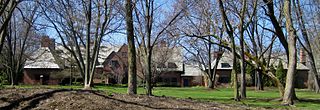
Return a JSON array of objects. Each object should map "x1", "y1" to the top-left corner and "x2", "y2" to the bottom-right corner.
[{"x1": 5, "y1": 85, "x2": 320, "y2": 109}]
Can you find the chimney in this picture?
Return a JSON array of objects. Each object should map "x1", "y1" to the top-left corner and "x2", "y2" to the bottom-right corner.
[
  {"x1": 213, "y1": 51, "x2": 223, "y2": 58},
  {"x1": 160, "y1": 40, "x2": 167, "y2": 47},
  {"x1": 300, "y1": 48, "x2": 306, "y2": 65},
  {"x1": 41, "y1": 36, "x2": 55, "y2": 50}
]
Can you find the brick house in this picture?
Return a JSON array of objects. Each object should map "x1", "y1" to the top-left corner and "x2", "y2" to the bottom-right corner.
[
  {"x1": 23, "y1": 36, "x2": 63, "y2": 84},
  {"x1": 23, "y1": 36, "x2": 121, "y2": 85},
  {"x1": 181, "y1": 51, "x2": 310, "y2": 88},
  {"x1": 95, "y1": 45, "x2": 128, "y2": 84}
]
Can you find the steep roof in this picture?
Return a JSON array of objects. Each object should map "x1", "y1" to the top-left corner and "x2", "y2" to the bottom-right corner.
[
  {"x1": 24, "y1": 47, "x2": 61, "y2": 69},
  {"x1": 55, "y1": 45, "x2": 121, "y2": 67},
  {"x1": 153, "y1": 46, "x2": 184, "y2": 71}
]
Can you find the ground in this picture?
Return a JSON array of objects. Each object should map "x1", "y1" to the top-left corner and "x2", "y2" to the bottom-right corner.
[
  {"x1": 1, "y1": 85, "x2": 319, "y2": 110},
  {"x1": 0, "y1": 88, "x2": 252, "y2": 110}
]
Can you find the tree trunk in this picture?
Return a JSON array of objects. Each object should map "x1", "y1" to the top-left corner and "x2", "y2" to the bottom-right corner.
[
  {"x1": 145, "y1": 51, "x2": 152, "y2": 96},
  {"x1": 282, "y1": 0, "x2": 297, "y2": 105},
  {"x1": 256, "y1": 69, "x2": 264, "y2": 90},
  {"x1": 207, "y1": 77, "x2": 214, "y2": 89},
  {"x1": 239, "y1": 0, "x2": 247, "y2": 99},
  {"x1": 125, "y1": 0, "x2": 137, "y2": 95},
  {"x1": 84, "y1": 0, "x2": 92, "y2": 89},
  {"x1": 217, "y1": 0, "x2": 239, "y2": 101}
]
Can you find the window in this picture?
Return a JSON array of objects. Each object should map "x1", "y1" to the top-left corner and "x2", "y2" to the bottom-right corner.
[
  {"x1": 110, "y1": 60, "x2": 119, "y2": 68},
  {"x1": 221, "y1": 63, "x2": 231, "y2": 68}
]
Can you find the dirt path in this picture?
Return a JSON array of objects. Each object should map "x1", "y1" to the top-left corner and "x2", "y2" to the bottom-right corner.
[{"x1": 0, "y1": 88, "x2": 258, "y2": 110}]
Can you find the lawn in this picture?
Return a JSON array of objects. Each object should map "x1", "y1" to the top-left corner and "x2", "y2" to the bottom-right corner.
[{"x1": 6, "y1": 85, "x2": 320, "y2": 109}]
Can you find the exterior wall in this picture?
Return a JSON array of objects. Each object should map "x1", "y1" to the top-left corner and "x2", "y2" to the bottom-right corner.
[
  {"x1": 23, "y1": 69, "x2": 60, "y2": 85},
  {"x1": 158, "y1": 71, "x2": 182, "y2": 86},
  {"x1": 216, "y1": 69, "x2": 232, "y2": 84},
  {"x1": 100, "y1": 45, "x2": 128, "y2": 84},
  {"x1": 295, "y1": 70, "x2": 309, "y2": 88},
  {"x1": 181, "y1": 76, "x2": 204, "y2": 87}
]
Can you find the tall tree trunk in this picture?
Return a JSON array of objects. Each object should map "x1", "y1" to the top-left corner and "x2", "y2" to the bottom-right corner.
[
  {"x1": 217, "y1": 0, "x2": 239, "y2": 101},
  {"x1": 239, "y1": 0, "x2": 247, "y2": 99},
  {"x1": 84, "y1": 0, "x2": 92, "y2": 90},
  {"x1": 282, "y1": 0, "x2": 297, "y2": 105},
  {"x1": 145, "y1": 51, "x2": 152, "y2": 96},
  {"x1": 293, "y1": 0, "x2": 320, "y2": 93},
  {"x1": 207, "y1": 36, "x2": 213, "y2": 89},
  {"x1": 125, "y1": 0, "x2": 137, "y2": 95}
]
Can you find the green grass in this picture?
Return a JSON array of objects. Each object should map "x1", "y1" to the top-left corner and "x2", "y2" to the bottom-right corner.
[{"x1": 5, "y1": 85, "x2": 320, "y2": 109}]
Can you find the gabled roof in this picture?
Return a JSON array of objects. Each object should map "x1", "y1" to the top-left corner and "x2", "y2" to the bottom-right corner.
[
  {"x1": 212, "y1": 52, "x2": 233, "y2": 70},
  {"x1": 153, "y1": 46, "x2": 184, "y2": 71},
  {"x1": 24, "y1": 47, "x2": 61, "y2": 69},
  {"x1": 55, "y1": 45, "x2": 121, "y2": 66}
]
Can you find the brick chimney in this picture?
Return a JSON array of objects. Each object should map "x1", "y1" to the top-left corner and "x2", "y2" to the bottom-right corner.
[
  {"x1": 300, "y1": 48, "x2": 306, "y2": 65},
  {"x1": 213, "y1": 51, "x2": 223, "y2": 58},
  {"x1": 160, "y1": 40, "x2": 167, "y2": 47},
  {"x1": 41, "y1": 36, "x2": 55, "y2": 50}
]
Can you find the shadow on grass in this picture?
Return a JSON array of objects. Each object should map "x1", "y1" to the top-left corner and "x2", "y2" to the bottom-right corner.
[{"x1": 298, "y1": 98, "x2": 320, "y2": 103}]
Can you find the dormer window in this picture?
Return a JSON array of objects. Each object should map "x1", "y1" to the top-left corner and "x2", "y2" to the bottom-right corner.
[{"x1": 221, "y1": 63, "x2": 231, "y2": 68}]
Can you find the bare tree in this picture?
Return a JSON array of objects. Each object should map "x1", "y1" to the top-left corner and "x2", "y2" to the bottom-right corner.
[
  {"x1": 39, "y1": 0, "x2": 121, "y2": 89},
  {"x1": 293, "y1": 0, "x2": 320, "y2": 93},
  {"x1": 217, "y1": 0, "x2": 240, "y2": 101},
  {"x1": 0, "y1": 1, "x2": 40, "y2": 86},
  {"x1": 133, "y1": 0, "x2": 185, "y2": 95},
  {"x1": 0, "y1": 0, "x2": 20, "y2": 53}
]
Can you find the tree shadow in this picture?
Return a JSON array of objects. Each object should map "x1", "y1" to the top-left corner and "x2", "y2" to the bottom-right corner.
[
  {"x1": 0, "y1": 89, "x2": 70, "y2": 110},
  {"x1": 0, "y1": 89, "x2": 193, "y2": 110},
  {"x1": 90, "y1": 91, "x2": 192, "y2": 110},
  {"x1": 298, "y1": 98, "x2": 320, "y2": 104}
]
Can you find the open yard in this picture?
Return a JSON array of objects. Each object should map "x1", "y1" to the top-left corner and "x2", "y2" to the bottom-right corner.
[{"x1": 1, "y1": 85, "x2": 319, "y2": 110}]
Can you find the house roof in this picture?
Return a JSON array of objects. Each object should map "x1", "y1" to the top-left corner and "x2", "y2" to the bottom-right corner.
[
  {"x1": 212, "y1": 52, "x2": 233, "y2": 70},
  {"x1": 212, "y1": 52, "x2": 309, "y2": 70},
  {"x1": 55, "y1": 45, "x2": 122, "y2": 66},
  {"x1": 24, "y1": 47, "x2": 61, "y2": 69},
  {"x1": 153, "y1": 46, "x2": 184, "y2": 71}
]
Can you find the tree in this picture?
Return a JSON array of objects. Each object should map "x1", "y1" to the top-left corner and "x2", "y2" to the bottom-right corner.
[
  {"x1": 293, "y1": 0, "x2": 320, "y2": 93},
  {"x1": 0, "y1": 1, "x2": 40, "y2": 86},
  {"x1": 39, "y1": 0, "x2": 121, "y2": 89},
  {"x1": 0, "y1": 0, "x2": 20, "y2": 53},
  {"x1": 282, "y1": 0, "x2": 297, "y2": 105},
  {"x1": 178, "y1": 0, "x2": 224, "y2": 89},
  {"x1": 217, "y1": 0, "x2": 240, "y2": 101},
  {"x1": 133, "y1": 0, "x2": 185, "y2": 95},
  {"x1": 125, "y1": 0, "x2": 137, "y2": 95}
]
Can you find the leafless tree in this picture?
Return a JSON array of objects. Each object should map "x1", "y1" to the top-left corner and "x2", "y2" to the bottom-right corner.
[
  {"x1": 38, "y1": 0, "x2": 121, "y2": 89},
  {"x1": 0, "y1": 0, "x2": 21, "y2": 53},
  {"x1": 133, "y1": 0, "x2": 185, "y2": 95},
  {"x1": 0, "y1": 1, "x2": 40, "y2": 86}
]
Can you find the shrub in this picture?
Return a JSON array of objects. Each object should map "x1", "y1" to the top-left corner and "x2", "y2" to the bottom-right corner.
[{"x1": 276, "y1": 60, "x2": 286, "y2": 86}]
